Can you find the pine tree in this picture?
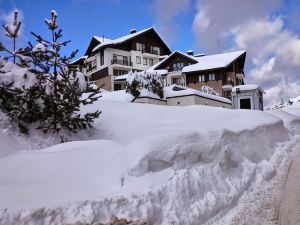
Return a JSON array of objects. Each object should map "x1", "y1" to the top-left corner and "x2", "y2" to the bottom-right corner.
[
  {"x1": 0, "y1": 10, "x2": 101, "y2": 136},
  {"x1": 24, "y1": 10, "x2": 101, "y2": 133},
  {"x1": 0, "y1": 10, "x2": 22, "y2": 114}
]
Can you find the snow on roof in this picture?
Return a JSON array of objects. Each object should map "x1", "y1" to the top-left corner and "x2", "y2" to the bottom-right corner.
[
  {"x1": 70, "y1": 56, "x2": 87, "y2": 64},
  {"x1": 114, "y1": 74, "x2": 128, "y2": 81},
  {"x1": 92, "y1": 36, "x2": 112, "y2": 43},
  {"x1": 164, "y1": 85, "x2": 232, "y2": 104},
  {"x1": 92, "y1": 27, "x2": 170, "y2": 53},
  {"x1": 232, "y1": 84, "x2": 264, "y2": 93},
  {"x1": 115, "y1": 69, "x2": 168, "y2": 81},
  {"x1": 182, "y1": 50, "x2": 246, "y2": 73},
  {"x1": 150, "y1": 51, "x2": 198, "y2": 71}
]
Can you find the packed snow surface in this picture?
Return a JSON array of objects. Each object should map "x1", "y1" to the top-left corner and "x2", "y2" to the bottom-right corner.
[{"x1": 0, "y1": 93, "x2": 299, "y2": 225}]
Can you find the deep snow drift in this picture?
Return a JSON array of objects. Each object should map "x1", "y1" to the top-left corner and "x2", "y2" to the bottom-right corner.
[{"x1": 0, "y1": 96, "x2": 300, "y2": 225}]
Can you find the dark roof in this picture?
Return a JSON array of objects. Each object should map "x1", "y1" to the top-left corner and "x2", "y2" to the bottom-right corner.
[{"x1": 86, "y1": 27, "x2": 171, "y2": 55}]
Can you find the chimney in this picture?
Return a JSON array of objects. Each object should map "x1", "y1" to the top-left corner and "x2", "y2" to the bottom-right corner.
[
  {"x1": 130, "y1": 29, "x2": 137, "y2": 34},
  {"x1": 187, "y1": 50, "x2": 194, "y2": 56}
]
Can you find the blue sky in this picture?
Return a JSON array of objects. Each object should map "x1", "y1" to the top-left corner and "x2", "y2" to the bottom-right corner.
[
  {"x1": 0, "y1": 0, "x2": 197, "y2": 56},
  {"x1": 1, "y1": 0, "x2": 300, "y2": 104}
]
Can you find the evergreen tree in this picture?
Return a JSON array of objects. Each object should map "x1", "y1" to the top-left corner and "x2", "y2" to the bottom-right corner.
[
  {"x1": 0, "y1": 10, "x2": 101, "y2": 135},
  {"x1": 24, "y1": 10, "x2": 101, "y2": 133},
  {"x1": 0, "y1": 10, "x2": 37, "y2": 133}
]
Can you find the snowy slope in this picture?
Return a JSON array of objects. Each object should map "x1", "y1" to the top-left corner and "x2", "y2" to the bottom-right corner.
[{"x1": 0, "y1": 97, "x2": 300, "y2": 225}]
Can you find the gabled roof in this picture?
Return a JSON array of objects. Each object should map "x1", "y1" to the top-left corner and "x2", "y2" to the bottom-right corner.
[
  {"x1": 92, "y1": 36, "x2": 112, "y2": 43},
  {"x1": 148, "y1": 51, "x2": 199, "y2": 71},
  {"x1": 70, "y1": 56, "x2": 87, "y2": 65},
  {"x1": 182, "y1": 50, "x2": 246, "y2": 73},
  {"x1": 91, "y1": 27, "x2": 171, "y2": 54},
  {"x1": 84, "y1": 37, "x2": 101, "y2": 56}
]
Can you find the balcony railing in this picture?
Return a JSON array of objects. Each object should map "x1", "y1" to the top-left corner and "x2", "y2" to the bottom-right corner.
[
  {"x1": 86, "y1": 65, "x2": 96, "y2": 73},
  {"x1": 111, "y1": 59, "x2": 132, "y2": 66},
  {"x1": 141, "y1": 49, "x2": 160, "y2": 55}
]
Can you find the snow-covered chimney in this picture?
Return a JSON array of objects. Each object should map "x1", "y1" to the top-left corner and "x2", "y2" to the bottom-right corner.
[
  {"x1": 130, "y1": 29, "x2": 137, "y2": 34},
  {"x1": 187, "y1": 50, "x2": 194, "y2": 56}
]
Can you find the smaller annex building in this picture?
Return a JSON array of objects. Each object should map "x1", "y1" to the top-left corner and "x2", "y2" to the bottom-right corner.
[
  {"x1": 132, "y1": 85, "x2": 232, "y2": 109},
  {"x1": 231, "y1": 85, "x2": 264, "y2": 110}
]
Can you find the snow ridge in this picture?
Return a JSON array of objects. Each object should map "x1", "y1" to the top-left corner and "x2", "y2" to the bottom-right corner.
[{"x1": 0, "y1": 118, "x2": 293, "y2": 225}]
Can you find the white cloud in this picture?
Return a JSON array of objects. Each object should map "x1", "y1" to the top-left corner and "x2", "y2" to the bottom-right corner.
[
  {"x1": 151, "y1": 0, "x2": 190, "y2": 44},
  {"x1": 192, "y1": 0, "x2": 281, "y2": 53},
  {"x1": 192, "y1": 0, "x2": 300, "y2": 105},
  {"x1": 234, "y1": 17, "x2": 300, "y2": 91},
  {"x1": 264, "y1": 81, "x2": 300, "y2": 104}
]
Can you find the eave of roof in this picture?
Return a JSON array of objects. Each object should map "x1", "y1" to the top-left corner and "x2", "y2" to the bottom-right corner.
[
  {"x1": 70, "y1": 56, "x2": 87, "y2": 65},
  {"x1": 149, "y1": 51, "x2": 199, "y2": 71}
]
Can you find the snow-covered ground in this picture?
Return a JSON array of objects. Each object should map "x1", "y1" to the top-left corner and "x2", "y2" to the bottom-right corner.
[{"x1": 1, "y1": 93, "x2": 300, "y2": 225}]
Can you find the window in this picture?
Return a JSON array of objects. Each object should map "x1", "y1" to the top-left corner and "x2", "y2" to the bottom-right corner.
[
  {"x1": 136, "y1": 43, "x2": 145, "y2": 52},
  {"x1": 172, "y1": 77, "x2": 181, "y2": 85},
  {"x1": 172, "y1": 62, "x2": 184, "y2": 71},
  {"x1": 143, "y1": 57, "x2": 147, "y2": 65},
  {"x1": 209, "y1": 73, "x2": 215, "y2": 81},
  {"x1": 112, "y1": 54, "x2": 129, "y2": 65},
  {"x1": 149, "y1": 58, "x2": 154, "y2": 66},
  {"x1": 136, "y1": 56, "x2": 141, "y2": 64},
  {"x1": 199, "y1": 75, "x2": 205, "y2": 82},
  {"x1": 113, "y1": 69, "x2": 128, "y2": 76},
  {"x1": 240, "y1": 98, "x2": 251, "y2": 109},
  {"x1": 150, "y1": 46, "x2": 160, "y2": 55}
]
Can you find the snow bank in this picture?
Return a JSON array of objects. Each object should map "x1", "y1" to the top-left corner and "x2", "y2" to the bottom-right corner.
[
  {"x1": 100, "y1": 90, "x2": 133, "y2": 102},
  {"x1": 0, "y1": 100, "x2": 298, "y2": 225},
  {"x1": 0, "y1": 58, "x2": 37, "y2": 89}
]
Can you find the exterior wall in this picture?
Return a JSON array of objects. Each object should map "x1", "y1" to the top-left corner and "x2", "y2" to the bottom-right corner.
[
  {"x1": 130, "y1": 50, "x2": 160, "y2": 71},
  {"x1": 166, "y1": 71, "x2": 185, "y2": 86},
  {"x1": 94, "y1": 75, "x2": 113, "y2": 91},
  {"x1": 187, "y1": 80, "x2": 223, "y2": 96},
  {"x1": 186, "y1": 70, "x2": 223, "y2": 96},
  {"x1": 129, "y1": 32, "x2": 170, "y2": 56},
  {"x1": 167, "y1": 95, "x2": 232, "y2": 108},
  {"x1": 133, "y1": 97, "x2": 166, "y2": 105},
  {"x1": 232, "y1": 90, "x2": 263, "y2": 110}
]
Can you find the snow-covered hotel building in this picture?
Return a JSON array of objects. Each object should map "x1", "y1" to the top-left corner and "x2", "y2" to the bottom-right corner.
[
  {"x1": 71, "y1": 28, "x2": 171, "y2": 91},
  {"x1": 72, "y1": 27, "x2": 246, "y2": 98}
]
